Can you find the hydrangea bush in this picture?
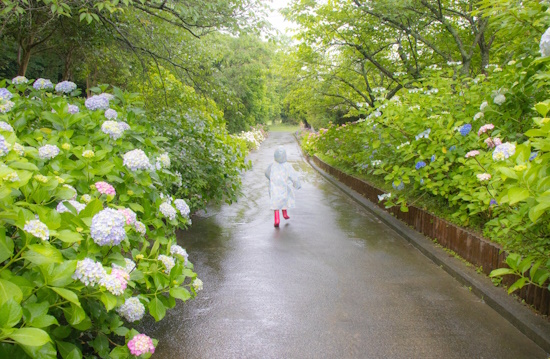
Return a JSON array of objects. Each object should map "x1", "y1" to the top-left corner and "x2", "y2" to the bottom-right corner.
[
  {"x1": 301, "y1": 43, "x2": 550, "y2": 296},
  {"x1": 0, "y1": 79, "x2": 209, "y2": 358}
]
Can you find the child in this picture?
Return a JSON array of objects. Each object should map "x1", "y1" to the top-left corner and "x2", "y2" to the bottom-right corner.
[{"x1": 265, "y1": 146, "x2": 301, "y2": 227}]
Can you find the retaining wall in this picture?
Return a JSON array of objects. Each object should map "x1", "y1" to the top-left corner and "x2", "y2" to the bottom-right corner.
[{"x1": 310, "y1": 155, "x2": 550, "y2": 316}]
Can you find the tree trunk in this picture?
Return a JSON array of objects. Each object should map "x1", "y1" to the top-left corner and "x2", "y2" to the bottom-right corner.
[
  {"x1": 62, "y1": 48, "x2": 74, "y2": 80},
  {"x1": 17, "y1": 46, "x2": 32, "y2": 76}
]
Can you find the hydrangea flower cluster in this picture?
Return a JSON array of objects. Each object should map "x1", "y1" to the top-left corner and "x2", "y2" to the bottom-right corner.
[
  {"x1": 170, "y1": 244, "x2": 188, "y2": 264},
  {"x1": 55, "y1": 81, "x2": 77, "y2": 93},
  {"x1": 85, "y1": 95, "x2": 110, "y2": 111},
  {"x1": 480, "y1": 101, "x2": 488, "y2": 112},
  {"x1": 174, "y1": 199, "x2": 190, "y2": 217},
  {"x1": 156, "y1": 153, "x2": 170, "y2": 169},
  {"x1": 34, "y1": 174, "x2": 48, "y2": 183},
  {"x1": 0, "y1": 121, "x2": 14, "y2": 132},
  {"x1": 81, "y1": 194, "x2": 92, "y2": 203},
  {"x1": 56, "y1": 200, "x2": 86, "y2": 214},
  {"x1": 124, "y1": 258, "x2": 136, "y2": 273},
  {"x1": 13, "y1": 143, "x2": 24, "y2": 156},
  {"x1": 494, "y1": 94, "x2": 506, "y2": 106},
  {"x1": 0, "y1": 135, "x2": 9, "y2": 156},
  {"x1": 540, "y1": 27, "x2": 550, "y2": 57},
  {"x1": 492, "y1": 142, "x2": 516, "y2": 161},
  {"x1": 91, "y1": 208, "x2": 127, "y2": 246},
  {"x1": 465, "y1": 150, "x2": 479, "y2": 158},
  {"x1": 117, "y1": 297, "x2": 145, "y2": 322},
  {"x1": 100, "y1": 271, "x2": 127, "y2": 296},
  {"x1": 530, "y1": 152, "x2": 538, "y2": 161},
  {"x1": 68, "y1": 104, "x2": 79, "y2": 114},
  {"x1": 118, "y1": 208, "x2": 137, "y2": 225},
  {"x1": 157, "y1": 255, "x2": 175, "y2": 274},
  {"x1": 4, "y1": 172, "x2": 19, "y2": 182},
  {"x1": 430, "y1": 155, "x2": 436, "y2": 162},
  {"x1": 458, "y1": 124, "x2": 472, "y2": 136},
  {"x1": 82, "y1": 150, "x2": 94, "y2": 158},
  {"x1": 11, "y1": 76, "x2": 28, "y2": 84},
  {"x1": 33, "y1": 78, "x2": 53, "y2": 90},
  {"x1": 159, "y1": 202, "x2": 177, "y2": 221},
  {"x1": 392, "y1": 181, "x2": 405, "y2": 190},
  {"x1": 415, "y1": 161, "x2": 426, "y2": 170},
  {"x1": 378, "y1": 193, "x2": 391, "y2": 201},
  {"x1": 73, "y1": 258, "x2": 106, "y2": 286},
  {"x1": 192, "y1": 278, "x2": 203, "y2": 291},
  {"x1": 101, "y1": 120, "x2": 125, "y2": 140},
  {"x1": 118, "y1": 122, "x2": 130, "y2": 131},
  {"x1": 104, "y1": 108, "x2": 117, "y2": 120},
  {"x1": 415, "y1": 128, "x2": 431, "y2": 140},
  {"x1": 38, "y1": 144, "x2": 60, "y2": 160},
  {"x1": 473, "y1": 112, "x2": 484, "y2": 121},
  {"x1": 134, "y1": 221, "x2": 146, "y2": 235},
  {"x1": 490, "y1": 199, "x2": 498, "y2": 206},
  {"x1": 0, "y1": 88, "x2": 13, "y2": 100},
  {"x1": 127, "y1": 334, "x2": 155, "y2": 356},
  {"x1": 371, "y1": 160, "x2": 382, "y2": 167},
  {"x1": 23, "y1": 219, "x2": 49, "y2": 241},
  {"x1": 478, "y1": 124, "x2": 494, "y2": 136},
  {"x1": 123, "y1": 149, "x2": 151, "y2": 171},
  {"x1": 0, "y1": 100, "x2": 15, "y2": 113},
  {"x1": 477, "y1": 173, "x2": 491, "y2": 181},
  {"x1": 95, "y1": 181, "x2": 116, "y2": 196}
]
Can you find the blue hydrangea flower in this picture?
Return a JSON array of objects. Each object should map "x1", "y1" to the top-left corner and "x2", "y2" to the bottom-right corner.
[
  {"x1": 459, "y1": 124, "x2": 472, "y2": 136},
  {"x1": 492, "y1": 142, "x2": 516, "y2": 161},
  {"x1": 449, "y1": 145, "x2": 457, "y2": 151},
  {"x1": 91, "y1": 208, "x2": 127, "y2": 246},
  {"x1": 73, "y1": 258, "x2": 107, "y2": 286},
  {"x1": 104, "y1": 108, "x2": 118, "y2": 120},
  {"x1": 174, "y1": 199, "x2": 190, "y2": 217},
  {"x1": 490, "y1": 199, "x2": 498, "y2": 206},
  {"x1": 55, "y1": 81, "x2": 77, "y2": 93},
  {"x1": 159, "y1": 202, "x2": 177, "y2": 220},
  {"x1": 117, "y1": 297, "x2": 145, "y2": 322},
  {"x1": 68, "y1": 104, "x2": 79, "y2": 114},
  {"x1": 33, "y1": 78, "x2": 53, "y2": 90},
  {"x1": 0, "y1": 88, "x2": 13, "y2": 101},
  {"x1": 0, "y1": 100, "x2": 15, "y2": 113},
  {"x1": 0, "y1": 135, "x2": 10, "y2": 156},
  {"x1": 529, "y1": 152, "x2": 538, "y2": 161},
  {"x1": 392, "y1": 181, "x2": 404, "y2": 190},
  {"x1": 415, "y1": 161, "x2": 427, "y2": 170},
  {"x1": 11, "y1": 76, "x2": 28, "y2": 85},
  {"x1": 431, "y1": 155, "x2": 436, "y2": 162},
  {"x1": 0, "y1": 121, "x2": 13, "y2": 132},
  {"x1": 85, "y1": 95, "x2": 110, "y2": 111}
]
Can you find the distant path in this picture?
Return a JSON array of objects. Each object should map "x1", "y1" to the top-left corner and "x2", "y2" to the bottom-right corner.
[{"x1": 143, "y1": 132, "x2": 546, "y2": 359}]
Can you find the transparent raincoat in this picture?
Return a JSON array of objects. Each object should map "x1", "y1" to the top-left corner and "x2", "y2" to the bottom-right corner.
[{"x1": 265, "y1": 146, "x2": 301, "y2": 210}]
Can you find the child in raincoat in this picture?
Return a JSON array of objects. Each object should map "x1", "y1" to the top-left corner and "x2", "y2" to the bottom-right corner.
[{"x1": 265, "y1": 146, "x2": 301, "y2": 227}]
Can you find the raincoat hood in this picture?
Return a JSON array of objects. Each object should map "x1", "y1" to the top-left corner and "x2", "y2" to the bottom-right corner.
[{"x1": 274, "y1": 146, "x2": 287, "y2": 163}]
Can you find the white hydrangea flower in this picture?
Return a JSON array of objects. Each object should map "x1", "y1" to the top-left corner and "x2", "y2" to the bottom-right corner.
[
  {"x1": 56, "y1": 200, "x2": 86, "y2": 214},
  {"x1": 101, "y1": 121, "x2": 125, "y2": 140},
  {"x1": 540, "y1": 27, "x2": 550, "y2": 58},
  {"x1": 73, "y1": 258, "x2": 107, "y2": 286},
  {"x1": 192, "y1": 278, "x2": 203, "y2": 291},
  {"x1": 90, "y1": 208, "x2": 127, "y2": 246},
  {"x1": 23, "y1": 219, "x2": 49, "y2": 240},
  {"x1": 473, "y1": 112, "x2": 484, "y2": 121},
  {"x1": 157, "y1": 255, "x2": 175, "y2": 274},
  {"x1": 159, "y1": 202, "x2": 177, "y2": 221},
  {"x1": 174, "y1": 199, "x2": 190, "y2": 217},
  {"x1": 12, "y1": 76, "x2": 28, "y2": 85},
  {"x1": 13, "y1": 143, "x2": 24, "y2": 156},
  {"x1": 134, "y1": 221, "x2": 146, "y2": 235},
  {"x1": 123, "y1": 149, "x2": 150, "y2": 171},
  {"x1": 38, "y1": 144, "x2": 60, "y2": 160},
  {"x1": 55, "y1": 81, "x2": 77, "y2": 93},
  {"x1": 493, "y1": 94, "x2": 506, "y2": 106},
  {"x1": 170, "y1": 244, "x2": 189, "y2": 265},
  {"x1": 480, "y1": 101, "x2": 488, "y2": 112}
]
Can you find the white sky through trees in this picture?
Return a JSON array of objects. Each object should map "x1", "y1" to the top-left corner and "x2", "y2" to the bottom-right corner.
[{"x1": 267, "y1": 0, "x2": 295, "y2": 33}]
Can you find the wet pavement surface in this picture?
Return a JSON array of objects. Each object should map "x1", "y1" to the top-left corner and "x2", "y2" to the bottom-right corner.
[{"x1": 143, "y1": 132, "x2": 547, "y2": 358}]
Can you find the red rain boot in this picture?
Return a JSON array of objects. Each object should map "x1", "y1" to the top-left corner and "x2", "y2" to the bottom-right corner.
[
  {"x1": 282, "y1": 210, "x2": 290, "y2": 220},
  {"x1": 274, "y1": 210, "x2": 280, "y2": 227}
]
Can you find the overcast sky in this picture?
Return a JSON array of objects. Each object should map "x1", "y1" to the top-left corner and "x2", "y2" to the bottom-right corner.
[{"x1": 267, "y1": 0, "x2": 296, "y2": 34}]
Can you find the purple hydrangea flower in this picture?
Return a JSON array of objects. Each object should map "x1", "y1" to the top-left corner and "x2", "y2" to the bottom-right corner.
[
  {"x1": 38, "y1": 144, "x2": 60, "y2": 160},
  {"x1": 85, "y1": 95, "x2": 110, "y2": 111},
  {"x1": 430, "y1": 155, "x2": 436, "y2": 162},
  {"x1": 415, "y1": 161, "x2": 426, "y2": 170},
  {"x1": 117, "y1": 297, "x2": 145, "y2": 322},
  {"x1": 490, "y1": 199, "x2": 498, "y2": 206},
  {"x1": 91, "y1": 208, "x2": 127, "y2": 246},
  {"x1": 170, "y1": 244, "x2": 189, "y2": 265},
  {"x1": 529, "y1": 152, "x2": 538, "y2": 161},
  {"x1": 73, "y1": 258, "x2": 107, "y2": 286},
  {"x1": 104, "y1": 108, "x2": 118, "y2": 120},
  {"x1": 55, "y1": 81, "x2": 77, "y2": 94},
  {"x1": 174, "y1": 199, "x2": 190, "y2": 217},
  {"x1": 0, "y1": 88, "x2": 13, "y2": 101},
  {"x1": 11, "y1": 76, "x2": 28, "y2": 85},
  {"x1": 33, "y1": 78, "x2": 53, "y2": 90},
  {"x1": 56, "y1": 200, "x2": 86, "y2": 214},
  {"x1": 0, "y1": 135, "x2": 10, "y2": 156},
  {"x1": 68, "y1": 104, "x2": 79, "y2": 114}
]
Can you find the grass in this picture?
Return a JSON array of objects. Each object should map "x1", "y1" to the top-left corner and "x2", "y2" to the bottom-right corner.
[{"x1": 267, "y1": 120, "x2": 300, "y2": 133}]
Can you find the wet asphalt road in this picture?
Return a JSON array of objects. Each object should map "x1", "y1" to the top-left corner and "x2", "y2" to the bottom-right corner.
[{"x1": 143, "y1": 132, "x2": 547, "y2": 358}]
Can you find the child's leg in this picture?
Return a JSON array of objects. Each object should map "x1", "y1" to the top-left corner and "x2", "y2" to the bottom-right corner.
[
  {"x1": 282, "y1": 209, "x2": 289, "y2": 220},
  {"x1": 274, "y1": 210, "x2": 280, "y2": 227}
]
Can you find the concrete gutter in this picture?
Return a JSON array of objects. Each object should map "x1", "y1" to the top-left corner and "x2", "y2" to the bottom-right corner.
[{"x1": 302, "y1": 151, "x2": 550, "y2": 354}]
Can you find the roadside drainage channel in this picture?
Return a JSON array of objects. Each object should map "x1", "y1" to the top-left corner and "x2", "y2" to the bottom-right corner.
[{"x1": 300, "y1": 150, "x2": 550, "y2": 353}]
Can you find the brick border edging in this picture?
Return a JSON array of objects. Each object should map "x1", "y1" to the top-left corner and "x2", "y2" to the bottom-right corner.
[{"x1": 301, "y1": 150, "x2": 550, "y2": 353}]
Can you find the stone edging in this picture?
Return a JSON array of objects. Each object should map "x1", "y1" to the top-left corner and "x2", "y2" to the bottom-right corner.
[{"x1": 301, "y1": 149, "x2": 550, "y2": 353}]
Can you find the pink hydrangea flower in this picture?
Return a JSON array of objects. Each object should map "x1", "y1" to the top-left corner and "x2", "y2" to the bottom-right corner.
[
  {"x1": 477, "y1": 173, "x2": 491, "y2": 181},
  {"x1": 95, "y1": 181, "x2": 116, "y2": 196},
  {"x1": 493, "y1": 137, "x2": 502, "y2": 146},
  {"x1": 127, "y1": 334, "x2": 155, "y2": 356},
  {"x1": 477, "y1": 124, "x2": 494, "y2": 136},
  {"x1": 465, "y1": 150, "x2": 480, "y2": 158},
  {"x1": 118, "y1": 208, "x2": 137, "y2": 225},
  {"x1": 484, "y1": 137, "x2": 495, "y2": 148}
]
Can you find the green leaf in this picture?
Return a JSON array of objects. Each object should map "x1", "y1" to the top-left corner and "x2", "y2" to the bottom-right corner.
[
  {"x1": 43, "y1": 260, "x2": 77, "y2": 287},
  {"x1": 0, "y1": 279, "x2": 23, "y2": 305},
  {"x1": 56, "y1": 230, "x2": 83, "y2": 244},
  {"x1": 30, "y1": 314, "x2": 59, "y2": 328},
  {"x1": 8, "y1": 328, "x2": 51, "y2": 346},
  {"x1": 51, "y1": 287, "x2": 81, "y2": 307},
  {"x1": 507, "y1": 277, "x2": 528, "y2": 294},
  {"x1": 169, "y1": 287, "x2": 191, "y2": 301},
  {"x1": 498, "y1": 167, "x2": 518, "y2": 179},
  {"x1": 148, "y1": 297, "x2": 166, "y2": 321},
  {"x1": 20, "y1": 341, "x2": 57, "y2": 359},
  {"x1": 109, "y1": 346, "x2": 130, "y2": 359},
  {"x1": 489, "y1": 268, "x2": 515, "y2": 277},
  {"x1": 0, "y1": 300, "x2": 22, "y2": 328},
  {"x1": 0, "y1": 227, "x2": 14, "y2": 262},
  {"x1": 23, "y1": 244, "x2": 63, "y2": 265},
  {"x1": 79, "y1": 199, "x2": 103, "y2": 218},
  {"x1": 100, "y1": 292, "x2": 118, "y2": 311},
  {"x1": 56, "y1": 340, "x2": 83, "y2": 359},
  {"x1": 62, "y1": 303, "x2": 86, "y2": 326},
  {"x1": 507, "y1": 187, "x2": 530, "y2": 205}
]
